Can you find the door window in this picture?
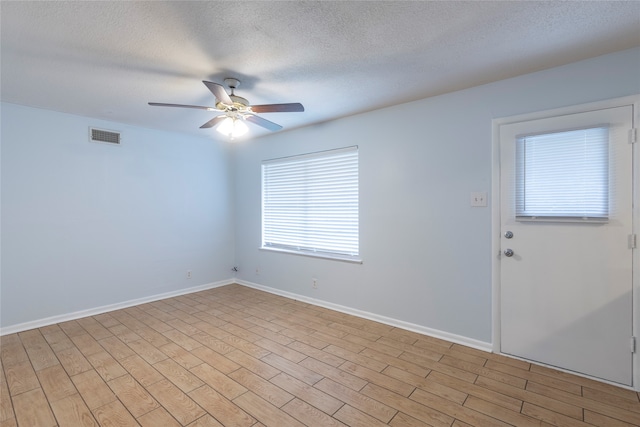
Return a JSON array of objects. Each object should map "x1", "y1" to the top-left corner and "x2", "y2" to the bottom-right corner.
[{"x1": 515, "y1": 126, "x2": 609, "y2": 221}]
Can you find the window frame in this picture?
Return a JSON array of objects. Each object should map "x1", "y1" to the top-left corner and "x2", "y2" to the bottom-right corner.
[
  {"x1": 261, "y1": 146, "x2": 361, "y2": 263},
  {"x1": 515, "y1": 125, "x2": 610, "y2": 223}
]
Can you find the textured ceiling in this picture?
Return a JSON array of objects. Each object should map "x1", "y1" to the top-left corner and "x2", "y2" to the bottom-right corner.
[{"x1": 1, "y1": 1, "x2": 639, "y2": 141}]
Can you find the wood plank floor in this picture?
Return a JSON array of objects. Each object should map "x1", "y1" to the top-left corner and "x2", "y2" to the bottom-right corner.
[{"x1": 1, "y1": 284, "x2": 638, "y2": 426}]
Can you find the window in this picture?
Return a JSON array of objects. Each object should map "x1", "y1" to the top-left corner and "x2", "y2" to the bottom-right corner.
[
  {"x1": 262, "y1": 146, "x2": 359, "y2": 261},
  {"x1": 515, "y1": 126, "x2": 609, "y2": 221}
]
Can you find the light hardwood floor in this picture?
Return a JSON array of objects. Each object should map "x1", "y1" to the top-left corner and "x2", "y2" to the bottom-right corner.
[{"x1": 1, "y1": 284, "x2": 638, "y2": 426}]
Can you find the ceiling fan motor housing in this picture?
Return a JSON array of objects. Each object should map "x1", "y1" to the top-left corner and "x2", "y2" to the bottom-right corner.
[
  {"x1": 217, "y1": 95, "x2": 250, "y2": 113},
  {"x1": 230, "y1": 95, "x2": 249, "y2": 107}
]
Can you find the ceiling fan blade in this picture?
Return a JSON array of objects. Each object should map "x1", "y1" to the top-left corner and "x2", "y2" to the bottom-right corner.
[
  {"x1": 148, "y1": 102, "x2": 215, "y2": 110},
  {"x1": 203, "y1": 81, "x2": 233, "y2": 105},
  {"x1": 246, "y1": 114, "x2": 283, "y2": 131},
  {"x1": 251, "y1": 103, "x2": 304, "y2": 113},
  {"x1": 200, "y1": 115, "x2": 227, "y2": 129}
]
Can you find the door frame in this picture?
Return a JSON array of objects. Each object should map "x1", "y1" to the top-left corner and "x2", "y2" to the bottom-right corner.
[{"x1": 491, "y1": 95, "x2": 640, "y2": 390}]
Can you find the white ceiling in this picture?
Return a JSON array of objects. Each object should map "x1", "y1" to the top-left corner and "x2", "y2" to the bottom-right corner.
[{"x1": 2, "y1": 1, "x2": 639, "y2": 141}]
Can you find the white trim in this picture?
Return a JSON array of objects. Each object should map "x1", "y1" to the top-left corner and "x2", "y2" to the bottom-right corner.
[
  {"x1": 0, "y1": 279, "x2": 234, "y2": 336},
  {"x1": 1, "y1": 275, "x2": 492, "y2": 352},
  {"x1": 259, "y1": 247, "x2": 363, "y2": 264},
  {"x1": 236, "y1": 279, "x2": 492, "y2": 353},
  {"x1": 632, "y1": 98, "x2": 640, "y2": 390},
  {"x1": 492, "y1": 94, "x2": 640, "y2": 390},
  {"x1": 491, "y1": 119, "x2": 502, "y2": 354},
  {"x1": 492, "y1": 95, "x2": 639, "y2": 128}
]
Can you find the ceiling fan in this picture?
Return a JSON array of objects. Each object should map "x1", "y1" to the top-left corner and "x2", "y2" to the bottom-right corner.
[{"x1": 149, "y1": 78, "x2": 304, "y2": 139}]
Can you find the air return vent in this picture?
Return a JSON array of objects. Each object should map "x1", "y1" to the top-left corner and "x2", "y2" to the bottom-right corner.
[{"x1": 89, "y1": 127, "x2": 121, "y2": 145}]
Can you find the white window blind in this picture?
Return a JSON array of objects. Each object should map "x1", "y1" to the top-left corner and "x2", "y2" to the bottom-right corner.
[
  {"x1": 515, "y1": 126, "x2": 609, "y2": 221},
  {"x1": 262, "y1": 146, "x2": 359, "y2": 261}
]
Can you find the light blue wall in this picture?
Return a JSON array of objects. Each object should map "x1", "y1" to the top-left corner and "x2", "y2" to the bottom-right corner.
[
  {"x1": 2, "y1": 48, "x2": 638, "y2": 341},
  {"x1": 233, "y1": 48, "x2": 640, "y2": 343},
  {"x1": 1, "y1": 104, "x2": 235, "y2": 327}
]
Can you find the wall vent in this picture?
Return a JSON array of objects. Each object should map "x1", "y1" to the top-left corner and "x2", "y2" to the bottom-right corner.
[{"x1": 89, "y1": 127, "x2": 121, "y2": 145}]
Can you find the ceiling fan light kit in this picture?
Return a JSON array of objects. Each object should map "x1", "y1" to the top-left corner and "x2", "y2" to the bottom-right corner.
[
  {"x1": 148, "y1": 78, "x2": 304, "y2": 140},
  {"x1": 217, "y1": 116, "x2": 248, "y2": 139}
]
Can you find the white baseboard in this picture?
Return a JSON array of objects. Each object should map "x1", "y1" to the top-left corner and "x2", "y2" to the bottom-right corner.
[
  {"x1": 236, "y1": 279, "x2": 492, "y2": 353},
  {"x1": 2, "y1": 278, "x2": 492, "y2": 354},
  {"x1": 0, "y1": 279, "x2": 234, "y2": 336}
]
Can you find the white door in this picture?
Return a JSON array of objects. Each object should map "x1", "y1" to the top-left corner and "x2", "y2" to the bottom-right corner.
[{"x1": 500, "y1": 105, "x2": 634, "y2": 386}]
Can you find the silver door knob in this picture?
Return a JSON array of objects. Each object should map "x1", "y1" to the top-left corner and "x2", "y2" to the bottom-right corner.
[
  {"x1": 504, "y1": 249, "x2": 514, "y2": 257},
  {"x1": 504, "y1": 231, "x2": 513, "y2": 239}
]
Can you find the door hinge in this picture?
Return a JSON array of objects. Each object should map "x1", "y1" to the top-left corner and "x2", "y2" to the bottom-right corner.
[
  {"x1": 630, "y1": 128, "x2": 637, "y2": 144},
  {"x1": 631, "y1": 337, "x2": 636, "y2": 353},
  {"x1": 629, "y1": 234, "x2": 637, "y2": 249}
]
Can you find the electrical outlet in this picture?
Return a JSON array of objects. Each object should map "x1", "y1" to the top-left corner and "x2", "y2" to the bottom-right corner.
[
  {"x1": 187, "y1": 270, "x2": 192, "y2": 279},
  {"x1": 255, "y1": 267, "x2": 260, "y2": 276},
  {"x1": 312, "y1": 278, "x2": 318, "y2": 289}
]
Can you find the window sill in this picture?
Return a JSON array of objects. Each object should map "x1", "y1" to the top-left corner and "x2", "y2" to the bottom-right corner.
[{"x1": 259, "y1": 247, "x2": 363, "y2": 264}]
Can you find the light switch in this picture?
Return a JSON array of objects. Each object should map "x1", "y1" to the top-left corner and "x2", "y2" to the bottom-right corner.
[{"x1": 471, "y1": 191, "x2": 488, "y2": 207}]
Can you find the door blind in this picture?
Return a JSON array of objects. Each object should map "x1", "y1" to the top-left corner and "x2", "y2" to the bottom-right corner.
[{"x1": 515, "y1": 126, "x2": 609, "y2": 221}]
